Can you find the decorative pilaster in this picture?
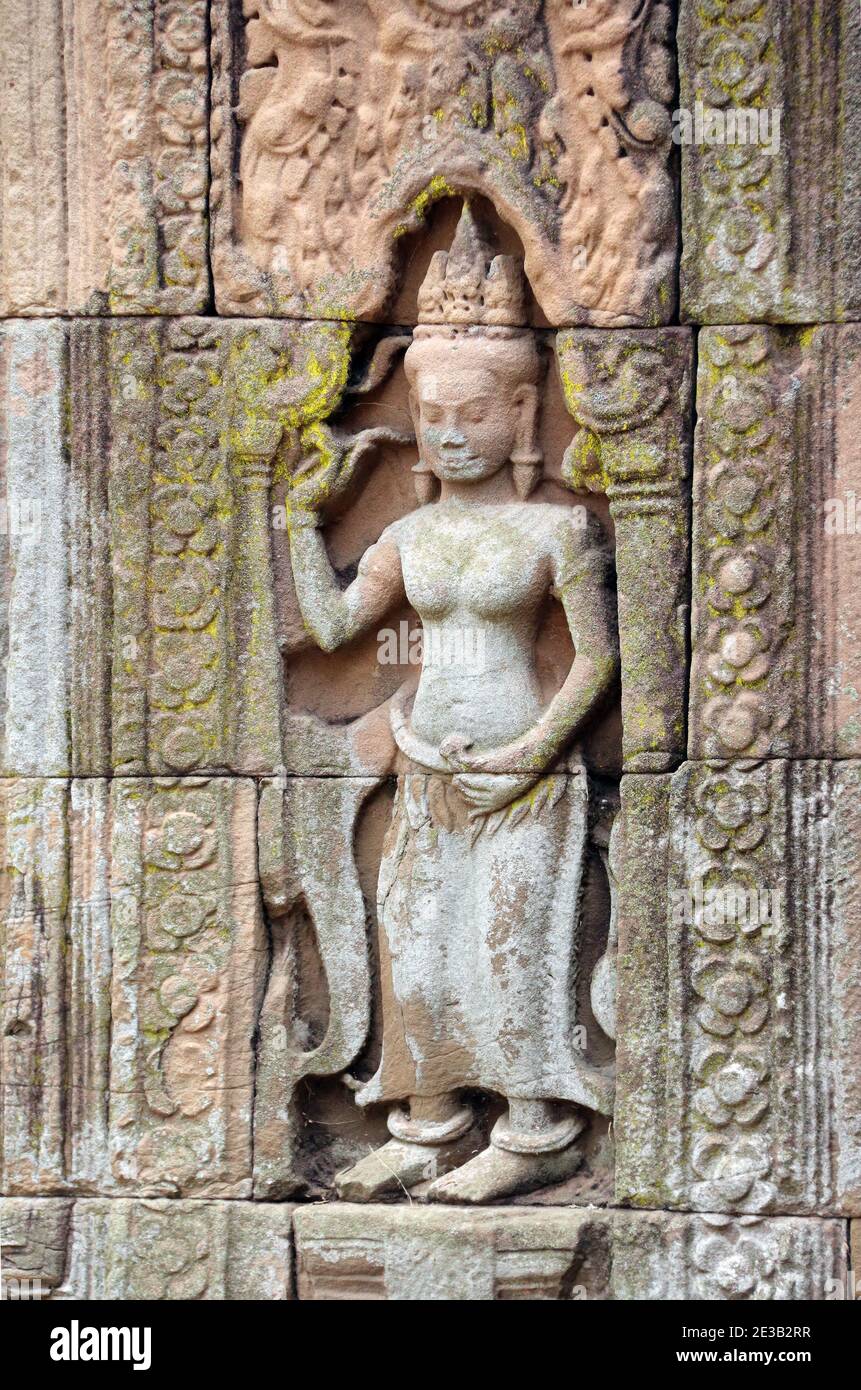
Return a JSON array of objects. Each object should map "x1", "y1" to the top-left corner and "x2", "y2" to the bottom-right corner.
[{"x1": 557, "y1": 329, "x2": 693, "y2": 772}]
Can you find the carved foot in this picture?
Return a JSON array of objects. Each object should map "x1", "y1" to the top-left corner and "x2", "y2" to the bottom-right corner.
[
  {"x1": 334, "y1": 1131, "x2": 481, "y2": 1202},
  {"x1": 425, "y1": 1138, "x2": 584, "y2": 1205}
]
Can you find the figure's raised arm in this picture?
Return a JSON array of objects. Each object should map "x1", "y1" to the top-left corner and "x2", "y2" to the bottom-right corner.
[
  {"x1": 282, "y1": 423, "x2": 411, "y2": 653},
  {"x1": 288, "y1": 517, "x2": 405, "y2": 653}
]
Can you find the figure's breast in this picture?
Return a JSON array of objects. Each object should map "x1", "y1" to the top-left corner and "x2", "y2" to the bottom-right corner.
[{"x1": 400, "y1": 515, "x2": 547, "y2": 621}]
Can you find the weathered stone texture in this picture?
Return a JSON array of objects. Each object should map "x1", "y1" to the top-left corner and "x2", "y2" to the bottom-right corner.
[
  {"x1": 0, "y1": 0, "x2": 209, "y2": 315},
  {"x1": 294, "y1": 1204, "x2": 846, "y2": 1301},
  {"x1": 679, "y1": 0, "x2": 861, "y2": 324},
  {"x1": 255, "y1": 772, "x2": 616, "y2": 1203},
  {"x1": 615, "y1": 763, "x2": 861, "y2": 1218},
  {"x1": 0, "y1": 1197, "x2": 293, "y2": 1299},
  {"x1": 2, "y1": 0, "x2": 860, "y2": 1308},
  {"x1": 690, "y1": 324, "x2": 861, "y2": 761},
  {"x1": 1, "y1": 317, "x2": 690, "y2": 780},
  {"x1": 1, "y1": 778, "x2": 264, "y2": 1198},
  {"x1": 4, "y1": 1199, "x2": 843, "y2": 1301},
  {"x1": 0, "y1": 322, "x2": 70, "y2": 775},
  {"x1": 211, "y1": 0, "x2": 678, "y2": 325},
  {"x1": 558, "y1": 328, "x2": 691, "y2": 771}
]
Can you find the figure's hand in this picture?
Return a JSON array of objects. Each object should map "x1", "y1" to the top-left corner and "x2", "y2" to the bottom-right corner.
[
  {"x1": 390, "y1": 694, "x2": 451, "y2": 773},
  {"x1": 446, "y1": 725, "x2": 556, "y2": 777},
  {"x1": 287, "y1": 425, "x2": 413, "y2": 528},
  {"x1": 452, "y1": 771, "x2": 538, "y2": 818}
]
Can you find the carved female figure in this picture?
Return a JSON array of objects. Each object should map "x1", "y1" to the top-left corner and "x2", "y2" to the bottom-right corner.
[{"x1": 286, "y1": 205, "x2": 618, "y2": 1202}]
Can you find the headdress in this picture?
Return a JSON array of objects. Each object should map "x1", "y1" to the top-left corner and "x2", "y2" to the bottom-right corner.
[
  {"x1": 408, "y1": 201, "x2": 541, "y2": 502},
  {"x1": 415, "y1": 201, "x2": 527, "y2": 331}
]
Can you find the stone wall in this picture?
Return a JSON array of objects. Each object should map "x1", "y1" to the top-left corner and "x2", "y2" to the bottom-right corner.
[{"x1": 1, "y1": 0, "x2": 858, "y2": 1302}]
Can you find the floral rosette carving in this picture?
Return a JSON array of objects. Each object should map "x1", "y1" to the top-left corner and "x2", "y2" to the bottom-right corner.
[
  {"x1": 154, "y1": 3, "x2": 208, "y2": 302},
  {"x1": 696, "y1": 327, "x2": 792, "y2": 758},
  {"x1": 139, "y1": 785, "x2": 225, "y2": 1126},
  {"x1": 108, "y1": 1, "x2": 208, "y2": 309},
  {"x1": 690, "y1": 1216, "x2": 804, "y2": 1301},
  {"x1": 128, "y1": 1205, "x2": 212, "y2": 1298},
  {"x1": 694, "y1": 771, "x2": 769, "y2": 853},
  {"x1": 688, "y1": 0, "x2": 783, "y2": 302},
  {"x1": 678, "y1": 764, "x2": 782, "y2": 1214},
  {"x1": 151, "y1": 323, "x2": 226, "y2": 772}
]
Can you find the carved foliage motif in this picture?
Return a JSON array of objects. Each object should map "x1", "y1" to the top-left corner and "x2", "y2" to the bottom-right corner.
[
  {"x1": 0, "y1": 1198, "x2": 293, "y2": 1299},
  {"x1": 110, "y1": 778, "x2": 262, "y2": 1196},
  {"x1": 212, "y1": 0, "x2": 677, "y2": 323},
  {"x1": 687, "y1": 1213, "x2": 842, "y2": 1301},
  {"x1": 692, "y1": 327, "x2": 794, "y2": 759},
  {"x1": 149, "y1": 323, "x2": 228, "y2": 773},
  {"x1": 107, "y1": 0, "x2": 209, "y2": 310},
  {"x1": 680, "y1": 0, "x2": 786, "y2": 319},
  {"x1": 670, "y1": 761, "x2": 784, "y2": 1214},
  {"x1": 668, "y1": 760, "x2": 851, "y2": 1217},
  {"x1": 108, "y1": 321, "x2": 230, "y2": 772}
]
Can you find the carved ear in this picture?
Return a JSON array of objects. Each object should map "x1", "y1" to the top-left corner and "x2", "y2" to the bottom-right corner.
[
  {"x1": 513, "y1": 383, "x2": 539, "y2": 446},
  {"x1": 408, "y1": 389, "x2": 439, "y2": 503},
  {"x1": 511, "y1": 384, "x2": 542, "y2": 498}
]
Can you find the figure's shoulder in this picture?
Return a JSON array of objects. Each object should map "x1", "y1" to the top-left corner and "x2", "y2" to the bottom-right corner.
[
  {"x1": 527, "y1": 501, "x2": 611, "y2": 589},
  {"x1": 372, "y1": 512, "x2": 415, "y2": 549},
  {"x1": 526, "y1": 500, "x2": 608, "y2": 550},
  {"x1": 356, "y1": 513, "x2": 412, "y2": 577}
]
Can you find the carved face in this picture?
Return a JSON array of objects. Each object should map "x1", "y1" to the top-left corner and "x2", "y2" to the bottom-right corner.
[{"x1": 411, "y1": 358, "x2": 534, "y2": 486}]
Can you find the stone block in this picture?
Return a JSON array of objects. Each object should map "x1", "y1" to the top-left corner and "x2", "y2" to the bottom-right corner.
[
  {"x1": 211, "y1": 0, "x2": 678, "y2": 325},
  {"x1": 0, "y1": 0, "x2": 209, "y2": 315},
  {"x1": 611, "y1": 1210, "x2": 847, "y2": 1302},
  {"x1": 690, "y1": 324, "x2": 861, "y2": 760},
  {"x1": 615, "y1": 763, "x2": 861, "y2": 1218},
  {"x1": 1, "y1": 777, "x2": 264, "y2": 1198},
  {"x1": 0, "y1": 1197, "x2": 293, "y2": 1299},
  {"x1": 295, "y1": 1205, "x2": 608, "y2": 1300},
  {"x1": 294, "y1": 1203, "x2": 847, "y2": 1300},
  {"x1": 679, "y1": 0, "x2": 861, "y2": 324}
]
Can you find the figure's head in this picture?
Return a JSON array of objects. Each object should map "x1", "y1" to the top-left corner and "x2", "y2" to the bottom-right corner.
[{"x1": 403, "y1": 203, "x2": 545, "y2": 501}]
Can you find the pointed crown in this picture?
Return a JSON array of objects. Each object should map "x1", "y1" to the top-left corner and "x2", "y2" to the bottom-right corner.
[{"x1": 416, "y1": 202, "x2": 527, "y2": 329}]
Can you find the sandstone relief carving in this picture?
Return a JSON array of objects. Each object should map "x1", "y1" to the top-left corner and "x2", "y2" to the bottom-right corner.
[
  {"x1": 0, "y1": 269, "x2": 691, "y2": 783},
  {"x1": 3, "y1": 0, "x2": 861, "y2": 1310},
  {"x1": 690, "y1": 324, "x2": 861, "y2": 760},
  {"x1": 250, "y1": 204, "x2": 622, "y2": 1202},
  {"x1": 294, "y1": 1204, "x2": 848, "y2": 1301},
  {"x1": 614, "y1": 764, "x2": 861, "y2": 1218},
  {"x1": 212, "y1": 0, "x2": 678, "y2": 324},
  {"x1": 0, "y1": 1197, "x2": 292, "y2": 1300},
  {"x1": 0, "y1": 0, "x2": 209, "y2": 315},
  {"x1": 0, "y1": 208, "x2": 695, "y2": 1208},
  {"x1": 0, "y1": 777, "x2": 263, "y2": 1198},
  {"x1": 679, "y1": 0, "x2": 861, "y2": 325}
]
